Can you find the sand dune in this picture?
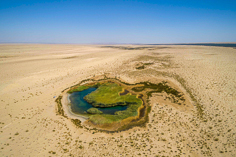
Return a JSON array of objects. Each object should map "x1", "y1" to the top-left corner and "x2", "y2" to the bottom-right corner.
[{"x1": 0, "y1": 44, "x2": 235, "y2": 156}]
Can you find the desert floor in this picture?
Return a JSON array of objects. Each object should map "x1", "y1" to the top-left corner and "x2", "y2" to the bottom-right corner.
[{"x1": 0, "y1": 44, "x2": 235, "y2": 156}]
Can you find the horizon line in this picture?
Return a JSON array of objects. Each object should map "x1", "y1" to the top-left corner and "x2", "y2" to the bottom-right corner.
[{"x1": 0, "y1": 42, "x2": 236, "y2": 45}]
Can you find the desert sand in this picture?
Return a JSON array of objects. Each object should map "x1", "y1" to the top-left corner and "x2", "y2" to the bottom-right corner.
[{"x1": 0, "y1": 44, "x2": 235, "y2": 156}]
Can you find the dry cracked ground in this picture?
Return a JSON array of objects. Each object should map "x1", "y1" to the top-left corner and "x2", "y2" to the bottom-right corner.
[{"x1": 0, "y1": 44, "x2": 235, "y2": 156}]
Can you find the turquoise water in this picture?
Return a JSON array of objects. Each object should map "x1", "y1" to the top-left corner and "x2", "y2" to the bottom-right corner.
[{"x1": 69, "y1": 87, "x2": 128, "y2": 115}]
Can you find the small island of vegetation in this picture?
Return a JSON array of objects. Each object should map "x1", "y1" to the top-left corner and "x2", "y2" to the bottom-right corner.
[{"x1": 87, "y1": 108, "x2": 103, "y2": 114}]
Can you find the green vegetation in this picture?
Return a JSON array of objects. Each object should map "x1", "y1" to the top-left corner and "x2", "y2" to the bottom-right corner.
[
  {"x1": 89, "y1": 99, "x2": 141, "y2": 124},
  {"x1": 67, "y1": 83, "x2": 100, "y2": 93},
  {"x1": 55, "y1": 95, "x2": 84, "y2": 128},
  {"x1": 83, "y1": 83, "x2": 142, "y2": 124},
  {"x1": 87, "y1": 108, "x2": 103, "y2": 114},
  {"x1": 85, "y1": 83, "x2": 138, "y2": 107},
  {"x1": 132, "y1": 82, "x2": 182, "y2": 98},
  {"x1": 55, "y1": 96, "x2": 65, "y2": 116},
  {"x1": 67, "y1": 85, "x2": 90, "y2": 93},
  {"x1": 71, "y1": 119, "x2": 83, "y2": 128}
]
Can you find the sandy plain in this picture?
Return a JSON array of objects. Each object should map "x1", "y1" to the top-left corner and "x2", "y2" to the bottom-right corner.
[{"x1": 0, "y1": 44, "x2": 235, "y2": 156}]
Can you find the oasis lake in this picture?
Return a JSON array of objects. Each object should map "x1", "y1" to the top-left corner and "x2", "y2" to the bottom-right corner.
[{"x1": 69, "y1": 87, "x2": 128, "y2": 115}]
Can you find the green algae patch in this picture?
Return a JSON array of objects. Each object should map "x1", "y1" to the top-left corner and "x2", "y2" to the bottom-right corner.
[
  {"x1": 84, "y1": 83, "x2": 138, "y2": 107},
  {"x1": 87, "y1": 108, "x2": 103, "y2": 114}
]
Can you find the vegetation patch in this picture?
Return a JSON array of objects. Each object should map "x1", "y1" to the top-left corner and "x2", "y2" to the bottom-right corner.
[
  {"x1": 88, "y1": 100, "x2": 141, "y2": 124},
  {"x1": 83, "y1": 83, "x2": 142, "y2": 124},
  {"x1": 119, "y1": 89, "x2": 129, "y2": 96},
  {"x1": 85, "y1": 83, "x2": 139, "y2": 107},
  {"x1": 87, "y1": 108, "x2": 103, "y2": 114},
  {"x1": 55, "y1": 96, "x2": 83, "y2": 128},
  {"x1": 67, "y1": 83, "x2": 100, "y2": 93},
  {"x1": 132, "y1": 82, "x2": 182, "y2": 97},
  {"x1": 136, "y1": 62, "x2": 154, "y2": 70},
  {"x1": 71, "y1": 119, "x2": 83, "y2": 128},
  {"x1": 55, "y1": 96, "x2": 64, "y2": 116}
]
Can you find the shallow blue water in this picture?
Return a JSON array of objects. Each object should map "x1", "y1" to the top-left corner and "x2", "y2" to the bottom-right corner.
[
  {"x1": 69, "y1": 87, "x2": 128, "y2": 115},
  {"x1": 150, "y1": 43, "x2": 236, "y2": 48},
  {"x1": 176, "y1": 43, "x2": 236, "y2": 48}
]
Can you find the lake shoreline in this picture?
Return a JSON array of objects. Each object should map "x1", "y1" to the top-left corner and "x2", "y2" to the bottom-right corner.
[{"x1": 61, "y1": 91, "x2": 89, "y2": 123}]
